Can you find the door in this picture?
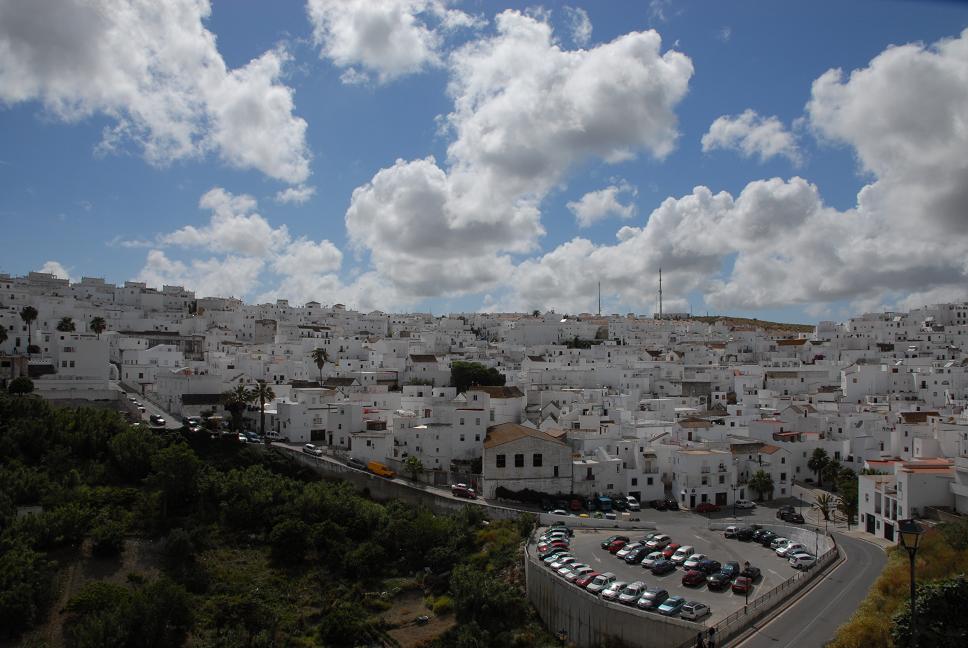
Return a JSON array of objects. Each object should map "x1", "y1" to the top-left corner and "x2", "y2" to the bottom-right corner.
[
  {"x1": 884, "y1": 522, "x2": 894, "y2": 542},
  {"x1": 689, "y1": 494, "x2": 696, "y2": 508},
  {"x1": 715, "y1": 492, "x2": 727, "y2": 506},
  {"x1": 866, "y1": 514, "x2": 875, "y2": 534}
]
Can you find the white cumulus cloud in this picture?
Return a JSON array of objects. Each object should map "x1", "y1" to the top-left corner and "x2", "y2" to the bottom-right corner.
[
  {"x1": 568, "y1": 181, "x2": 637, "y2": 227},
  {"x1": 39, "y1": 260, "x2": 71, "y2": 281},
  {"x1": 702, "y1": 109, "x2": 801, "y2": 164},
  {"x1": 563, "y1": 6, "x2": 592, "y2": 47},
  {"x1": 274, "y1": 185, "x2": 316, "y2": 205},
  {"x1": 0, "y1": 0, "x2": 310, "y2": 184}
]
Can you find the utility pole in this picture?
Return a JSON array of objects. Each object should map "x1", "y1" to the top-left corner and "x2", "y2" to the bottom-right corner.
[
  {"x1": 658, "y1": 268, "x2": 663, "y2": 319},
  {"x1": 598, "y1": 281, "x2": 601, "y2": 317}
]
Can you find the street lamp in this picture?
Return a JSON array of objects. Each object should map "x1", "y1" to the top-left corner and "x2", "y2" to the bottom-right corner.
[{"x1": 898, "y1": 519, "x2": 924, "y2": 647}]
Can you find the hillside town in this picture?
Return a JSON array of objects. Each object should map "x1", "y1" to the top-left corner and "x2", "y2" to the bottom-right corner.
[{"x1": 2, "y1": 270, "x2": 967, "y2": 546}]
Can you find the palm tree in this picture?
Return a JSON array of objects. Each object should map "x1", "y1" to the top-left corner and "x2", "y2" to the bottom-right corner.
[
  {"x1": 748, "y1": 470, "x2": 775, "y2": 501},
  {"x1": 815, "y1": 492, "x2": 834, "y2": 521},
  {"x1": 311, "y1": 347, "x2": 329, "y2": 385},
  {"x1": 19, "y1": 306, "x2": 37, "y2": 355},
  {"x1": 836, "y1": 496, "x2": 857, "y2": 531},
  {"x1": 807, "y1": 448, "x2": 830, "y2": 488},
  {"x1": 0, "y1": 327, "x2": 7, "y2": 347},
  {"x1": 89, "y1": 316, "x2": 107, "y2": 339},
  {"x1": 56, "y1": 316, "x2": 75, "y2": 332},
  {"x1": 221, "y1": 384, "x2": 254, "y2": 432},
  {"x1": 821, "y1": 459, "x2": 843, "y2": 491},
  {"x1": 252, "y1": 380, "x2": 275, "y2": 441}
]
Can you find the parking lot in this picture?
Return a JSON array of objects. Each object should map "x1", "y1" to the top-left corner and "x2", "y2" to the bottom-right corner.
[{"x1": 534, "y1": 516, "x2": 803, "y2": 624}]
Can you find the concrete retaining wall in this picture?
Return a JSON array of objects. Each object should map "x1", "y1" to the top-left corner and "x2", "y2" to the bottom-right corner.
[
  {"x1": 537, "y1": 512, "x2": 657, "y2": 530},
  {"x1": 525, "y1": 551, "x2": 700, "y2": 648}
]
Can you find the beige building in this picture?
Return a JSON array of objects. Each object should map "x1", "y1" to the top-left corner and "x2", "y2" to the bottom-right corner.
[{"x1": 482, "y1": 423, "x2": 574, "y2": 499}]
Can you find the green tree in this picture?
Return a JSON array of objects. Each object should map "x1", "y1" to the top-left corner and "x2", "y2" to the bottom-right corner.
[
  {"x1": 815, "y1": 492, "x2": 835, "y2": 521},
  {"x1": 404, "y1": 455, "x2": 425, "y2": 482},
  {"x1": 891, "y1": 575, "x2": 968, "y2": 647},
  {"x1": 317, "y1": 600, "x2": 375, "y2": 647},
  {"x1": 19, "y1": 306, "x2": 37, "y2": 355},
  {"x1": 747, "y1": 469, "x2": 775, "y2": 501},
  {"x1": 836, "y1": 495, "x2": 857, "y2": 530},
  {"x1": 311, "y1": 347, "x2": 329, "y2": 385},
  {"x1": 88, "y1": 316, "x2": 107, "y2": 339},
  {"x1": 822, "y1": 459, "x2": 843, "y2": 491},
  {"x1": 90, "y1": 513, "x2": 126, "y2": 557},
  {"x1": 0, "y1": 326, "x2": 7, "y2": 347},
  {"x1": 269, "y1": 518, "x2": 309, "y2": 564},
  {"x1": 450, "y1": 563, "x2": 526, "y2": 638},
  {"x1": 0, "y1": 542, "x2": 55, "y2": 637},
  {"x1": 450, "y1": 361, "x2": 506, "y2": 394},
  {"x1": 251, "y1": 381, "x2": 275, "y2": 440},
  {"x1": 149, "y1": 443, "x2": 201, "y2": 518},
  {"x1": 8, "y1": 376, "x2": 34, "y2": 396},
  {"x1": 56, "y1": 316, "x2": 76, "y2": 332},
  {"x1": 108, "y1": 428, "x2": 158, "y2": 482},
  {"x1": 808, "y1": 448, "x2": 830, "y2": 487},
  {"x1": 220, "y1": 384, "x2": 253, "y2": 433}
]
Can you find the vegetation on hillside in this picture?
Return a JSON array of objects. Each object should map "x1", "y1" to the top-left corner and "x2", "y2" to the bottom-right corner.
[
  {"x1": 0, "y1": 394, "x2": 551, "y2": 647},
  {"x1": 687, "y1": 315, "x2": 815, "y2": 333},
  {"x1": 830, "y1": 520, "x2": 968, "y2": 647}
]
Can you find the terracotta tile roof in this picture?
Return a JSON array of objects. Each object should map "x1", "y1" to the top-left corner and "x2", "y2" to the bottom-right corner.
[
  {"x1": 483, "y1": 423, "x2": 566, "y2": 448},
  {"x1": 759, "y1": 444, "x2": 782, "y2": 454},
  {"x1": 409, "y1": 354, "x2": 438, "y2": 363},
  {"x1": 898, "y1": 411, "x2": 939, "y2": 424},
  {"x1": 470, "y1": 385, "x2": 524, "y2": 398}
]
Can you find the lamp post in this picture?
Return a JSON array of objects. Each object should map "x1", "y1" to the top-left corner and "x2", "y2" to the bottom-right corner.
[
  {"x1": 898, "y1": 519, "x2": 924, "y2": 648},
  {"x1": 731, "y1": 483, "x2": 738, "y2": 518}
]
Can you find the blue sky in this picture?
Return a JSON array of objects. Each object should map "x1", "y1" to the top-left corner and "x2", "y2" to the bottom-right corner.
[{"x1": 2, "y1": 0, "x2": 968, "y2": 322}]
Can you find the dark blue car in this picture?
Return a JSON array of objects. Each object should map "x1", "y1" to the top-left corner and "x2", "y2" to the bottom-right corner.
[{"x1": 651, "y1": 558, "x2": 676, "y2": 575}]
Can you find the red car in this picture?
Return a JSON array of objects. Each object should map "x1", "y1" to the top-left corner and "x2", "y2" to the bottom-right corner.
[
  {"x1": 661, "y1": 543, "x2": 681, "y2": 559},
  {"x1": 607, "y1": 539, "x2": 628, "y2": 553},
  {"x1": 731, "y1": 576, "x2": 753, "y2": 594},
  {"x1": 695, "y1": 503, "x2": 720, "y2": 513},
  {"x1": 681, "y1": 570, "x2": 706, "y2": 587},
  {"x1": 575, "y1": 571, "x2": 601, "y2": 588},
  {"x1": 538, "y1": 540, "x2": 569, "y2": 553}
]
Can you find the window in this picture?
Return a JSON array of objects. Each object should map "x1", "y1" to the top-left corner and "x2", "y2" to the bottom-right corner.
[
  {"x1": 719, "y1": 475, "x2": 725, "y2": 484},
  {"x1": 780, "y1": 473, "x2": 787, "y2": 482},
  {"x1": 459, "y1": 434, "x2": 465, "y2": 442},
  {"x1": 631, "y1": 478, "x2": 638, "y2": 486},
  {"x1": 496, "y1": 454, "x2": 505, "y2": 468},
  {"x1": 647, "y1": 477, "x2": 654, "y2": 486},
  {"x1": 460, "y1": 418, "x2": 465, "y2": 425},
  {"x1": 475, "y1": 434, "x2": 480, "y2": 442},
  {"x1": 554, "y1": 465, "x2": 559, "y2": 477},
  {"x1": 514, "y1": 454, "x2": 524, "y2": 468},
  {"x1": 533, "y1": 453, "x2": 543, "y2": 467},
  {"x1": 490, "y1": 410, "x2": 495, "y2": 421},
  {"x1": 476, "y1": 418, "x2": 480, "y2": 425},
  {"x1": 781, "y1": 457, "x2": 786, "y2": 464}
]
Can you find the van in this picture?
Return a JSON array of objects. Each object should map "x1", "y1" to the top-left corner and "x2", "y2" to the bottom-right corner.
[{"x1": 367, "y1": 460, "x2": 396, "y2": 478}]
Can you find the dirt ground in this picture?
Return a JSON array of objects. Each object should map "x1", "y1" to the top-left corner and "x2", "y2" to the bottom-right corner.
[{"x1": 383, "y1": 590, "x2": 456, "y2": 648}]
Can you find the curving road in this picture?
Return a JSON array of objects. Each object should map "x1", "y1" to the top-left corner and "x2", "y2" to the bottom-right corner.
[{"x1": 733, "y1": 532, "x2": 886, "y2": 648}]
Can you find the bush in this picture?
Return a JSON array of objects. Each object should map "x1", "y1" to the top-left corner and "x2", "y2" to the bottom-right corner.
[
  {"x1": 90, "y1": 516, "x2": 126, "y2": 557},
  {"x1": 433, "y1": 595, "x2": 454, "y2": 615},
  {"x1": 0, "y1": 542, "x2": 55, "y2": 637}
]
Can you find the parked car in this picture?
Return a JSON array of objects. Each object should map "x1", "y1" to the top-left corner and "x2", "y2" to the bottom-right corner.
[
  {"x1": 706, "y1": 571, "x2": 733, "y2": 590},
  {"x1": 724, "y1": 525, "x2": 739, "y2": 539},
  {"x1": 549, "y1": 509, "x2": 569, "y2": 516},
  {"x1": 451, "y1": 483, "x2": 477, "y2": 499},
  {"x1": 650, "y1": 499, "x2": 668, "y2": 511},
  {"x1": 549, "y1": 556, "x2": 577, "y2": 570},
  {"x1": 777, "y1": 505, "x2": 796, "y2": 519},
  {"x1": 757, "y1": 531, "x2": 778, "y2": 547},
  {"x1": 661, "y1": 543, "x2": 681, "y2": 559},
  {"x1": 732, "y1": 576, "x2": 753, "y2": 594},
  {"x1": 664, "y1": 498, "x2": 680, "y2": 510},
  {"x1": 624, "y1": 547, "x2": 649, "y2": 564},
  {"x1": 346, "y1": 457, "x2": 367, "y2": 470},
  {"x1": 771, "y1": 537, "x2": 791, "y2": 550},
  {"x1": 537, "y1": 540, "x2": 569, "y2": 554},
  {"x1": 612, "y1": 498, "x2": 629, "y2": 512},
  {"x1": 720, "y1": 561, "x2": 741, "y2": 579},
  {"x1": 671, "y1": 545, "x2": 695, "y2": 565},
  {"x1": 641, "y1": 551, "x2": 665, "y2": 569},
  {"x1": 576, "y1": 570, "x2": 601, "y2": 588},
  {"x1": 777, "y1": 543, "x2": 808, "y2": 558},
  {"x1": 695, "y1": 502, "x2": 720, "y2": 513},
  {"x1": 617, "y1": 581, "x2": 647, "y2": 605},
  {"x1": 790, "y1": 553, "x2": 818, "y2": 570},
  {"x1": 303, "y1": 443, "x2": 323, "y2": 457},
  {"x1": 751, "y1": 529, "x2": 771, "y2": 543},
  {"x1": 786, "y1": 512, "x2": 805, "y2": 524},
  {"x1": 697, "y1": 559, "x2": 722, "y2": 575},
  {"x1": 736, "y1": 526, "x2": 758, "y2": 541},
  {"x1": 680, "y1": 601, "x2": 711, "y2": 621},
  {"x1": 558, "y1": 562, "x2": 589, "y2": 578},
  {"x1": 740, "y1": 565, "x2": 762, "y2": 580},
  {"x1": 542, "y1": 550, "x2": 569, "y2": 564},
  {"x1": 682, "y1": 554, "x2": 706, "y2": 570},
  {"x1": 651, "y1": 559, "x2": 676, "y2": 575},
  {"x1": 601, "y1": 535, "x2": 630, "y2": 550},
  {"x1": 615, "y1": 541, "x2": 642, "y2": 558},
  {"x1": 626, "y1": 496, "x2": 641, "y2": 511},
  {"x1": 548, "y1": 523, "x2": 574, "y2": 537},
  {"x1": 566, "y1": 566, "x2": 595, "y2": 583},
  {"x1": 600, "y1": 580, "x2": 628, "y2": 602},
  {"x1": 636, "y1": 588, "x2": 669, "y2": 611},
  {"x1": 657, "y1": 595, "x2": 686, "y2": 616},
  {"x1": 585, "y1": 572, "x2": 616, "y2": 594},
  {"x1": 538, "y1": 548, "x2": 567, "y2": 561},
  {"x1": 681, "y1": 569, "x2": 706, "y2": 587},
  {"x1": 735, "y1": 499, "x2": 756, "y2": 509},
  {"x1": 149, "y1": 414, "x2": 165, "y2": 426},
  {"x1": 645, "y1": 534, "x2": 671, "y2": 550}
]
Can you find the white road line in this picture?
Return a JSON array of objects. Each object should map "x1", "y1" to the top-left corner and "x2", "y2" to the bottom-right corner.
[
  {"x1": 694, "y1": 534, "x2": 705, "y2": 542},
  {"x1": 767, "y1": 569, "x2": 781, "y2": 578}
]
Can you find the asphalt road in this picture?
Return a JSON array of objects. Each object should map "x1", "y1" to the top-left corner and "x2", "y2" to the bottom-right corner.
[
  {"x1": 734, "y1": 532, "x2": 886, "y2": 648},
  {"x1": 116, "y1": 384, "x2": 182, "y2": 430}
]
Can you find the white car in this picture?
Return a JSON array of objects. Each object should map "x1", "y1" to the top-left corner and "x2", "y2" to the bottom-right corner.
[
  {"x1": 600, "y1": 581, "x2": 628, "y2": 602},
  {"x1": 640, "y1": 551, "x2": 665, "y2": 568},
  {"x1": 586, "y1": 572, "x2": 616, "y2": 594},
  {"x1": 645, "y1": 534, "x2": 671, "y2": 549},
  {"x1": 550, "y1": 556, "x2": 577, "y2": 570},
  {"x1": 789, "y1": 553, "x2": 817, "y2": 570},
  {"x1": 617, "y1": 581, "x2": 647, "y2": 605},
  {"x1": 771, "y1": 537, "x2": 791, "y2": 550},
  {"x1": 549, "y1": 509, "x2": 570, "y2": 516},
  {"x1": 735, "y1": 499, "x2": 756, "y2": 509},
  {"x1": 724, "y1": 525, "x2": 739, "y2": 538},
  {"x1": 558, "y1": 561, "x2": 590, "y2": 578},
  {"x1": 616, "y1": 542, "x2": 644, "y2": 559},
  {"x1": 682, "y1": 554, "x2": 706, "y2": 570},
  {"x1": 626, "y1": 496, "x2": 641, "y2": 512},
  {"x1": 680, "y1": 601, "x2": 711, "y2": 621},
  {"x1": 777, "y1": 542, "x2": 808, "y2": 558},
  {"x1": 671, "y1": 545, "x2": 695, "y2": 565}
]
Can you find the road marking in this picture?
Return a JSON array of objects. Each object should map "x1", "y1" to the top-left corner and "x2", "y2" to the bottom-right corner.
[
  {"x1": 694, "y1": 535, "x2": 705, "y2": 542},
  {"x1": 767, "y1": 569, "x2": 780, "y2": 578}
]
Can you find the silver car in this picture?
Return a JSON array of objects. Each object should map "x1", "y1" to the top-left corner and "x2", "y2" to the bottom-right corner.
[
  {"x1": 600, "y1": 580, "x2": 628, "y2": 602},
  {"x1": 586, "y1": 572, "x2": 617, "y2": 594},
  {"x1": 617, "y1": 581, "x2": 647, "y2": 605}
]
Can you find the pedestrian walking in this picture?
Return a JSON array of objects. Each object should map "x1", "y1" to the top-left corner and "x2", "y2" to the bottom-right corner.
[
  {"x1": 708, "y1": 627, "x2": 716, "y2": 648},
  {"x1": 695, "y1": 631, "x2": 707, "y2": 648}
]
